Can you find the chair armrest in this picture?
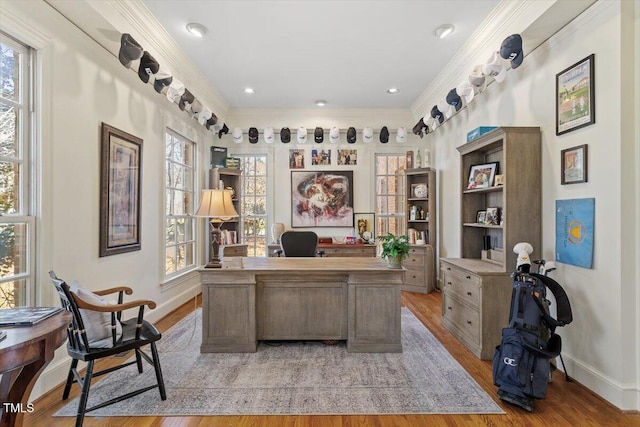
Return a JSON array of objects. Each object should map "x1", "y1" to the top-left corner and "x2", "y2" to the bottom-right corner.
[
  {"x1": 274, "y1": 249, "x2": 283, "y2": 257},
  {"x1": 94, "y1": 286, "x2": 133, "y2": 297},
  {"x1": 72, "y1": 294, "x2": 157, "y2": 312}
]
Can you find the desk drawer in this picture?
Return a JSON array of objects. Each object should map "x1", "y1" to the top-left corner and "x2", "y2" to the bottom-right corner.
[
  {"x1": 404, "y1": 267, "x2": 425, "y2": 286},
  {"x1": 404, "y1": 253, "x2": 425, "y2": 268},
  {"x1": 321, "y1": 247, "x2": 376, "y2": 257}
]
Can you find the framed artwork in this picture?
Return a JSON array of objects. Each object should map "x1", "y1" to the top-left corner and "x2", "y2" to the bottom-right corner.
[
  {"x1": 494, "y1": 174, "x2": 504, "y2": 186},
  {"x1": 289, "y1": 149, "x2": 305, "y2": 169},
  {"x1": 99, "y1": 123, "x2": 142, "y2": 257},
  {"x1": 485, "y1": 207, "x2": 501, "y2": 225},
  {"x1": 466, "y1": 162, "x2": 498, "y2": 189},
  {"x1": 354, "y1": 212, "x2": 375, "y2": 242},
  {"x1": 556, "y1": 54, "x2": 595, "y2": 135},
  {"x1": 311, "y1": 149, "x2": 332, "y2": 165},
  {"x1": 555, "y1": 198, "x2": 595, "y2": 268},
  {"x1": 476, "y1": 210, "x2": 486, "y2": 224},
  {"x1": 337, "y1": 149, "x2": 357, "y2": 165},
  {"x1": 561, "y1": 144, "x2": 588, "y2": 184},
  {"x1": 291, "y1": 171, "x2": 354, "y2": 227}
]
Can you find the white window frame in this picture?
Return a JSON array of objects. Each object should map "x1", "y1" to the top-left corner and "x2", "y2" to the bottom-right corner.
[
  {"x1": 374, "y1": 153, "x2": 406, "y2": 237},
  {"x1": 0, "y1": 32, "x2": 35, "y2": 307},
  {"x1": 237, "y1": 154, "x2": 268, "y2": 257},
  {"x1": 163, "y1": 128, "x2": 197, "y2": 279}
]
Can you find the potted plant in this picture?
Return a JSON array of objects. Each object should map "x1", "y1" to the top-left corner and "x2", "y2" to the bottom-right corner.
[{"x1": 378, "y1": 233, "x2": 411, "y2": 269}]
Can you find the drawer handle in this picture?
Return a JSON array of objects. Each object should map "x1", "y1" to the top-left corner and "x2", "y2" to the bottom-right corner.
[
  {"x1": 466, "y1": 291, "x2": 472, "y2": 296},
  {"x1": 466, "y1": 275, "x2": 471, "y2": 279},
  {"x1": 412, "y1": 275, "x2": 417, "y2": 279},
  {"x1": 447, "y1": 306, "x2": 453, "y2": 310},
  {"x1": 446, "y1": 267, "x2": 451, "y2": 271},
  {"x1": 467, "y1": 321, "x2": 472, "y2": 325},
  {"x1": 447, "y1": 281, "x2": 452, "y2": 285}
]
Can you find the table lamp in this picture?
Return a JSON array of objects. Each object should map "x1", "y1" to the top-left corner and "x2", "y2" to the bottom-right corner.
[{"x1": 195, "y1": 189, "x2": 239, "y2": 268}]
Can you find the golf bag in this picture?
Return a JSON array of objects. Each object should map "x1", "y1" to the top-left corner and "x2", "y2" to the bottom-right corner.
[{"x1": 493, "y1": 272, "x2": 573, "y2": 411}]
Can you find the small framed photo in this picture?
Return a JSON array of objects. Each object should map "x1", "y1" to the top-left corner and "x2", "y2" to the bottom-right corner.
[
  {"x1": 561, "y1": 144, "x2": 588, "y2": 185},
  {"x1": 354, "y1": 212, "x2": 375, "y2": 243},
  {"x1": 467, "y1": 162, "x2": 499, "y2": 189},
  {"x1": 556, "y1": 54, "x2": 595, "y2": 135},
  {"x1": 494, "y1": 174, "x2": 504, "y2": 186},
  {"x1": 476, "y1": 210, "x2": 486, "y2": 224},
  {"x1": 485, "y1": 207, "x2": 501, "y2": 226}
]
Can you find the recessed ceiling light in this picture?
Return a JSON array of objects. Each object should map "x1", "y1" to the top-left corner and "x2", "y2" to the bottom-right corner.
[
  {"x1": 434, "y1": 24, "x2": 455, "y2": 39},
  {"x1": 387, "y1": 88, "x2": 399, "y2": 94},
  {"x1": 243, "y1": 87, "x2": 255, "y2": 94},
  {"x1": 186, "y1": 23, "x2": 208, "y2": 38},
  {"x1": 315, "y1": 100, "x2": 327, "y2": 107}
]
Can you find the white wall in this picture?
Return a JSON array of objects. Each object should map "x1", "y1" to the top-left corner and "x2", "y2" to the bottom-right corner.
[
  {"x1": 220, "y1": 109, "x2": 432, "y2": 239},
  {"x1": 426, "y1": 0, "x2": 638, "y2": 410},
  {"x1": 1, "y1": 1, "x2": 211, "y2": 399}
]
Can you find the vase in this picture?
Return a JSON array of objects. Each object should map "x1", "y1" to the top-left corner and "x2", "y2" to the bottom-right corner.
[
  {"x1": 271, "y1": 223, "x2": 285, "y2": 243},
  {"x1": 386, "y1": 256, "x2": 403, "y2": 269}
]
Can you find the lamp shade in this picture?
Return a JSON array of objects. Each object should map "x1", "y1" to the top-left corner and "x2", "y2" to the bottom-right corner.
[{"x1": 195, "y1": 189, "x2": 239, "y2": 220}]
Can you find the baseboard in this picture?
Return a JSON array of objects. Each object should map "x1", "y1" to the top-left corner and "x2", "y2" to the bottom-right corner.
[
  {"x1": 561, "y1": 353, "x2": 639, "y2": 411},
  {"x1": 28, "y1": 282, "x2": 201, "y2": 403}
]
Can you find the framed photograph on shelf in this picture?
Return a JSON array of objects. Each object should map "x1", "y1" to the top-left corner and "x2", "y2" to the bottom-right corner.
[
  {"x1": 291, "y1": 171, "x2": 354, "y2": 227},
  {"x1": 561, "y1": 144, "x2": 588, "y2": 185},
  {"x1": 354, "y1": 212, "x2": 375, "y2": 242},
  {"x1": 476, "y1": 210, "x2": 486, "y2": 224},
  {"x1": 467, "y1": 162, "x2": 498, "y2": 189},
  {"x1": 411, "y1": 183, "x2": 428, "y2": 199},
  {"x1": 485, "y1": 207, "x2": 501, "y2": 226},
  {"x1": 494, "y1": 174, "x2": 504, "y2": 186},
  {"x1": 556, "y1": 54, "x2": 595, "y2": 135},
  {"x1": 99, "y1": 123, "x2": 142, "y2": 257}
]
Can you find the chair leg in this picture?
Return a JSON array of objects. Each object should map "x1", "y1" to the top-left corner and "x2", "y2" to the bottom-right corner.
[
  {"x1": 150, "y1": 342, "x2": 167, "y2": 400},
  {"x1": 63, "y1": 359, "x2": 78, "y2": 399},
  {"x1": 75, "y1": 360, "x2": 94, "y2": 427},
  {"x1": 135, "y1": 348, "x2": 143, "y2": 373}
]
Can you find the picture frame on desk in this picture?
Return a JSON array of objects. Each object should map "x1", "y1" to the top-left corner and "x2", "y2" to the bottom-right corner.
[{"x1": 354, "y1": 212, "x2": 375, "y2": 242}]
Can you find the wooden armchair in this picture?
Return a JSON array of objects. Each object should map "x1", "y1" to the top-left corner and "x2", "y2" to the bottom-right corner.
[{"x1": 49, "y1": 271, "x2": 166, "y2": 427}]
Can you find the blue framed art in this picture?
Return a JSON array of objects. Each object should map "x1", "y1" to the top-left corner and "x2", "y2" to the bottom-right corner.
[{"x1": 555, "y1": 198, "x2": 595, "y2": 268}]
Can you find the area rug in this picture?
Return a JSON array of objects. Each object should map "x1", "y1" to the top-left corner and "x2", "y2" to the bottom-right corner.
[{"x1": 55, "y1": 308, "x2": 503, "y2": 416}]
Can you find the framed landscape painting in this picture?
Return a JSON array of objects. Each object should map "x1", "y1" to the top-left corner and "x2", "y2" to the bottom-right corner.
[{"x1": 291, "y1": 171, "x2": 354, "y2": 227}]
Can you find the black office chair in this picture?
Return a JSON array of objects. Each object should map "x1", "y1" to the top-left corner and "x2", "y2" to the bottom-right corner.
[
  {"x1": 49, "y1": 271, "x2": 166, "y2": 427},
  {"x1": 275, "y1": 231, "x2": 325, "y2": 257}
]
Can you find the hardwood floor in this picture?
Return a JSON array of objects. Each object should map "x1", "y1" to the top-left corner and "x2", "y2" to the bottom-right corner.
[{"x1": 26, "y1": 291, "x2": 640, "y2": 427}]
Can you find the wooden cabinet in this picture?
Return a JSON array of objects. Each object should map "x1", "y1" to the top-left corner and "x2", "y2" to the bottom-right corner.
[
  {"x1": 404, "y1": 167, "x2": 436, "y2": 293},
  {"x1": 267, "y1": 243, "x2": 376, "y2": 257},
  {"x1": 209, "y1": 167, "x2": 242, "y2": 245},
  {"x1": 441, "y1": 126, "x2": 541, "y2": 359},
  {"x1": 440, "y1": 258, "x2": 512, "y2": 360}
]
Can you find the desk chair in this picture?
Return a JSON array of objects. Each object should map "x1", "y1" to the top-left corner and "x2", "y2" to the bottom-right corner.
[
  {"x1": 274, "y1": 230, "x2": 325, "y2": 257},
  {"x1": 50, "y1": 271, "x2": 166, "y2": 427}
]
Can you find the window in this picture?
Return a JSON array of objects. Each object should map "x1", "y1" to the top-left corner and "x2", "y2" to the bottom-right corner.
[
  {"x1": 0, "y1": 33, "x2": 34, "y2": 308},
  {"x1": 164, "y1": 130, "x2": 196, "y2": 276},
  {"x1": 375, "y1": 154, "x2": 406, "y2": 237},
  {"x1": 238, "y1": 155, "x2": 267, "y2": 257}
]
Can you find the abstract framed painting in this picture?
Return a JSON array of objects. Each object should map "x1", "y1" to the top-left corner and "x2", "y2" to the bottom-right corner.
[{"x1": 291, "y1": 170, "x2": 354, "y2": 228}]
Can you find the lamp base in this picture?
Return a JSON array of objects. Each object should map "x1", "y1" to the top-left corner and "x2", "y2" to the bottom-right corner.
[{"x1": 205, "y1": 260, "x2": 222, "y2": 268}]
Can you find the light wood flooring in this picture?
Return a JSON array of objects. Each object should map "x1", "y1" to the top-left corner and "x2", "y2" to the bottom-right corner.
[{"x1": 26, "y1": 291, "x2": 640, "y2": 427}]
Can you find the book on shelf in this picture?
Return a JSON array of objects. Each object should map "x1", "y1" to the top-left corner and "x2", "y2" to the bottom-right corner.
[{"x1": 0, "y1": 306, "x2": 62, "y2": 327}]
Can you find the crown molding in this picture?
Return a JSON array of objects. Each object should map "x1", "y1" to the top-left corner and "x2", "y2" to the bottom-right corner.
[
  {"x1": 410, "y1": 0, "x2": 594, "y2": 120},
  {"x1": 86, "y1": 0, "x2": 230, "y2": 121}
]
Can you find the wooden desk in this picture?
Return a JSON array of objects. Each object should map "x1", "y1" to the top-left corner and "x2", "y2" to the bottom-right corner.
[
  {"x1": 0, "y1": 310, "x2": 71, "y2": 427},
  {"x1": 198, "y1": 257, "x2": 403, "y2": 353},
  {"x1": 267, "y1": 243, "x2": 377, "y2": 257}
]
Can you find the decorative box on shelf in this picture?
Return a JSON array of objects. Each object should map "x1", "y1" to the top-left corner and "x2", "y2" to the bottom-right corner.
[{"x1": 466, "y1": 126, "x2": 497, "y2": 143}]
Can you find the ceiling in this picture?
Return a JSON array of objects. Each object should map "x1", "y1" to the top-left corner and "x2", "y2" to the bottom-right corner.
[{"x1": 140, "y1": 0, "x2": 500, "y2": 110}]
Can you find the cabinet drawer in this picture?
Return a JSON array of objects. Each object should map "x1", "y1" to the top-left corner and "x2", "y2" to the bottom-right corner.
[
  {"x1": 442, "y1": 272, "x2": 480, "y2": 308},
  {"x1": 442, "y1": 292, "x2": 480, "y2": 345},
  {"x1": 404, "y1": 268, "x2": 425, "y2": 285},
  {"x1": 404, "y1": 254, "x2": 425, "y2": 267}
]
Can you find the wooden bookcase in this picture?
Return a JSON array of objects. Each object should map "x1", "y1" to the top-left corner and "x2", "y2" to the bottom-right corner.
[
  {"x1": 208, "y1": 167, "x2": 246, "y2": 256},
  {"x1": 440, "y1": 127, "x2": 541, "y2": 359},
  {"x1": 404, "y1": 167, "x2": 436, "y2": 293}
]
